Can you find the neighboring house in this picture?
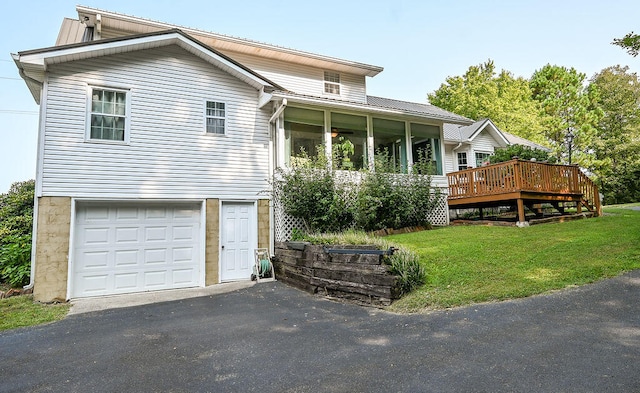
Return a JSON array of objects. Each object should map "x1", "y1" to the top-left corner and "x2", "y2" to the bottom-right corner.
[
  {"x1": 443, "y1": 118, "x2": 550, "y2": 173},
  {"x1": 13, "y1": 6, "x2": 541, "y2": 302}
]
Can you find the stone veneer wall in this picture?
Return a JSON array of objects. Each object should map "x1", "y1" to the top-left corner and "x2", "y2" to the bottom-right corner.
[
  {"x1": 273, "y1": 242, "x2": 400, "y2": 306},
  {"x1": 257, "y1": 199, "x2": 270, "y2": 249},
  {"x1": 205, "y1": 199, "x2": 220, "y2": 285},
  {"x1": 33, "y1": 196, "x2": 71, "y2": 302}
]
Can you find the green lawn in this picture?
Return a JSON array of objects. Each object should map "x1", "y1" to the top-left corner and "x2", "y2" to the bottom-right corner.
[
  {"x1": 387, "y1": 204, "x2": 640, "y2": 312},
  {"x1": 0, "y1": 295, "x2": 70, "y2": 331}
]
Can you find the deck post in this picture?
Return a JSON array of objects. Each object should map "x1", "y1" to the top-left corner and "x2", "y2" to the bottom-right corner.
[{"x1": 516, "y1": 198, "x2": 526, "y2": 223}]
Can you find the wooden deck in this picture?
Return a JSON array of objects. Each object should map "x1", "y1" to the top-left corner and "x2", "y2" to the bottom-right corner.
[{"x1": 447, "y1": 159, "x2": 602, "y2": 223}]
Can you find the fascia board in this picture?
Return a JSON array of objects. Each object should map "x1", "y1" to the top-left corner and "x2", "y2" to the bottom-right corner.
[{"x1": 16, "y1": 32, "x2": 275, "y2": 91}]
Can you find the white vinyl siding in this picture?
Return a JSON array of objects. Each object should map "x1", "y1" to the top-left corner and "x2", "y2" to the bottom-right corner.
[
  {"x1": 40, "y1": 45, "x2": 270, "y2": 199},
  {"x1": 223, "y1": 51, "x2": 367, "y2": 103},
  {"x1": 471, "y1": 133, "x2": 499, "y2": 166}
]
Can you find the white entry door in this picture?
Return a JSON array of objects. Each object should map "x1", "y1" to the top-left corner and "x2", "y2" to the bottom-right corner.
[{"x1": 220, "y1": 202, "x2": 256, "y2": 281}]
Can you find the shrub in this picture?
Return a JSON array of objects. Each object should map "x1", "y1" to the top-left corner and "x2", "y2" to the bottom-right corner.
[
  {"x1": 385, "y1": 248, "x2": 426, "y2": 295},
  {"x1": 0, "y1": 180, "x2": 35, "y2": 288},
  {"x1": 355, "y1": 149, "x2": 437, "y2": 231},
  {"x1": 272, "y1": 148, "x2": 439, "y2": 234},
  {"x1": 489, "y1": 145, "x2": 556, "y2": 164},
  {"x1": 272, "y1": 150, "x2": 355, "y2": 233},
  {"x1": 0, "y1": 235, "x2": 31, "y2": 287}
]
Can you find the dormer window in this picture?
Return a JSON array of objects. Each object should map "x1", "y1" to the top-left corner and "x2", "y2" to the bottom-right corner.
[{"x1": 324, "y1": 71, "x2": 341, "y2": 95}]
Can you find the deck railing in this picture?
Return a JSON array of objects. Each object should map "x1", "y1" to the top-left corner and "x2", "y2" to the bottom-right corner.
[{"x1": 448, "y1": 159, "x2": 600, "y2": 214}]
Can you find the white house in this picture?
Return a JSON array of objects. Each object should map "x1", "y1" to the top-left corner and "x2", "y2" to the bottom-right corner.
[
  {"x1": 13, "y1": 6, "x2": 543, "y2": 302},
  {"x1": 444, "y1": 118, "x2": 549, "y2": 173}
]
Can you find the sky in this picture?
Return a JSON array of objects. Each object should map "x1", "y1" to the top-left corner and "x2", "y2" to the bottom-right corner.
[{"x1": 1, "y1": 0, "x2": 638, "y2": 193}]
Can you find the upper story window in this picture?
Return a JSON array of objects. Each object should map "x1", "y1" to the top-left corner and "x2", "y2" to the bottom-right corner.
[
  {"x1": 206, "y1": 101, "x2": 226, "y2": 134},
  {"x1": 324, "y1": 71, "x2": 341, "y2": 95},
  {"x1": 457, "y1": 152, "x2": 468, "y2": 170},
  {"x1": 89, "y1": 88, "x2": 128, "y2": 142}
]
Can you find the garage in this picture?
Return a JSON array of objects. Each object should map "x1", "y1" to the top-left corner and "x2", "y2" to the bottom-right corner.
[{"x1": 71, "y1": 202, "x2": 203, "y2": 298}]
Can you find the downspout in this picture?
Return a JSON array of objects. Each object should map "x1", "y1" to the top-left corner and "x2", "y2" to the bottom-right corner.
[
  {"x1": 24, "y1": 198, "x2": 38, "y2": 290},
  {"x1": 16, "y1": 64, "x2": 44, "y2": 291},
  {"x1": 267, "y1": 99, "x2": 287, "y2": 255},
  {"x1": 269, "y1": 98, "x2": 287, "y2": 123}
]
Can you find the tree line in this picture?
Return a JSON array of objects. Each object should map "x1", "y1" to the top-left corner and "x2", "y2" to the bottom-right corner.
[{"x1": 428, "y1": 58, "x2": 640, "y2": 205}]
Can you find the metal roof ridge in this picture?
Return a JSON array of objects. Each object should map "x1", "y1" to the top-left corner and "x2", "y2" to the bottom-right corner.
[{"x1": 75, "y1": 5, "x2": 384, "y2": 75}]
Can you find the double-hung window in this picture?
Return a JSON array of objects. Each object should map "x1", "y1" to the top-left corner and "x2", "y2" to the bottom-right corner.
[
  {"x1": 324, "y1": 71, "x2": 341, "y2": 95},
  {"x1": 457, "y1": 152, "x2": 468, "y2": 170},
  {"x1": 206, "y1": 101, "x2": 226, "y2": 134},
  {"x1": 89, "y1": 88, "x2": 129, "y2": 142},
  {"x1": 475, "y1": 152, "x2": 491, "y2": 167}
]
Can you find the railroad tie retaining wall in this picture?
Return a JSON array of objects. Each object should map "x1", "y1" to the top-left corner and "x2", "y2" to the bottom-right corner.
[{"x1": 273, "y1": 242, "x2": 400, "y2": 306}]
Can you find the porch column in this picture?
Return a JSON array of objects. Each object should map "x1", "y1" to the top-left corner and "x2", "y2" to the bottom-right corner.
[
  {"x1": 276, "y1": 115, "x2": 285, "y2": 168},
  {"x1": 367, "y1": 115, "x2": 374, "y2": 171},
  {"x1": 324, "y1": 110, "x2": 332, "y2": 166},
  {"x1": 405, "y1": 121, "x2": 413, "y2": 172}
]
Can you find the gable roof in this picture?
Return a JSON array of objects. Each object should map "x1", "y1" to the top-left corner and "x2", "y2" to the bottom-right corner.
[
  {"x1": 444, "y1": 118, "x2": 508, "y2": 145},
  {"x1": 444, "y1": 118, "x2": 550, "y2": 151},
  {"x1": 74, "y1": 6, "x2": 384, "y2": 77},
  {"x1": 13, "y1": 29, "x2": 284, "y2": 103}
]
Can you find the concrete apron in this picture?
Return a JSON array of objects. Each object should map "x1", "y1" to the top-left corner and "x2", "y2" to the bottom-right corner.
[{"x1": 69, "y1": 281, "x2": 255, "y2": 315}]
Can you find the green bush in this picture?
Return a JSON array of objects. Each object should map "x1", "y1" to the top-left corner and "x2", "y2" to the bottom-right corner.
[
  {"x1": 272, "y1": 150, "x2": 355, "y2": 233},
  {"x1": 355, "y1": 149, "x2": 437, "y2": 231},
  {"x1": 0, "y1": 235, "x2": 31, "y2": 287},
  {"x1": 385, "y1": 248, "x2": 426, "y2": 295},
  {"x1": 0, "y1": 180, "x2": 35, "y2": 288},
  {"x1": 272, "y1": 148, "x2": 438, "y2": 234},
  {"x1": 489, "y1": 145, "x2": 556, "y2": 164}
]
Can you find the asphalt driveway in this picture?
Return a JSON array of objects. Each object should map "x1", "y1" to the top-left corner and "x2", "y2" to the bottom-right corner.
[{"x1": 1, "y1": 271, "x2": 639, "y2": 393}]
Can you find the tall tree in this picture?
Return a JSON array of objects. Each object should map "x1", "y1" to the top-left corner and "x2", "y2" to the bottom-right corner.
[
  {"x1": 612, "y1": 32, "x2": 640, "y2": 57},
  {"x1": 428, "y1": 60, "x2": 546, "y2": 144},
  {"x1": 530, "y1": 64, "x2": 602, "y2": 166},
  {"x1": 589, "y1": 66, "x2": 640, "y2": 204}
]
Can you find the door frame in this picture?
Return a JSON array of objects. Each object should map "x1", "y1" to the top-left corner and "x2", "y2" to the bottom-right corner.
[{"x1": 218, "y1": 200, "x2": 258, "y2": 282}]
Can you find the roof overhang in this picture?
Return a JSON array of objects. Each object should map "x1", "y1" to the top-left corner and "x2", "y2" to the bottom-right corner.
[
  {"x1": 13, "y1": 29, "x2": 282, "y2": 104},
  {"x1": 76, "y1": 6, "x2": 384, "y2": 78}
]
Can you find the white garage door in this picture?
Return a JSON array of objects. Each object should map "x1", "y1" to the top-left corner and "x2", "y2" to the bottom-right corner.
[{"x1": 72, "y1": 202, "x2": 202, "y2": 298}]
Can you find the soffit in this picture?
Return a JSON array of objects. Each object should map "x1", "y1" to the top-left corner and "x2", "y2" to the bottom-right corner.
[{"x1": 77, "y1": 6, "x2": 384, "y2": 77}]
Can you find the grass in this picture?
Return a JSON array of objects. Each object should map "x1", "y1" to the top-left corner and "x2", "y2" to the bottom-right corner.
[
  {"x1": 0, "y1": 295, "x2": 70, "y2": 331},
  {"x1": 387, "y1": 204, "x2": 640, "y2": 312}
]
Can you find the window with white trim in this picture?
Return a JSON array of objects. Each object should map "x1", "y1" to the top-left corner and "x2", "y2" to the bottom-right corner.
[
  {"x1": 89, "y1": 88, "x2": 128, "y2": 141},
  {"x1": 475, "y1": 152, "x2": 491, "y2": 167},
  {"x1": 206, "y1": 101, "x2": 226, "y2": 134},
  {"x1": 457, "y1": 152, "x2": 468, "y2": 170},
  {"x1": 324, "y1": 71, "x2": 341, "y2": 95}
]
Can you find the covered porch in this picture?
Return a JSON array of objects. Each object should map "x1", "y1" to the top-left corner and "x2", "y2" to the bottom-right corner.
[{"x1": 447, "y1": 159, "x2": 602, "y2": 223}]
